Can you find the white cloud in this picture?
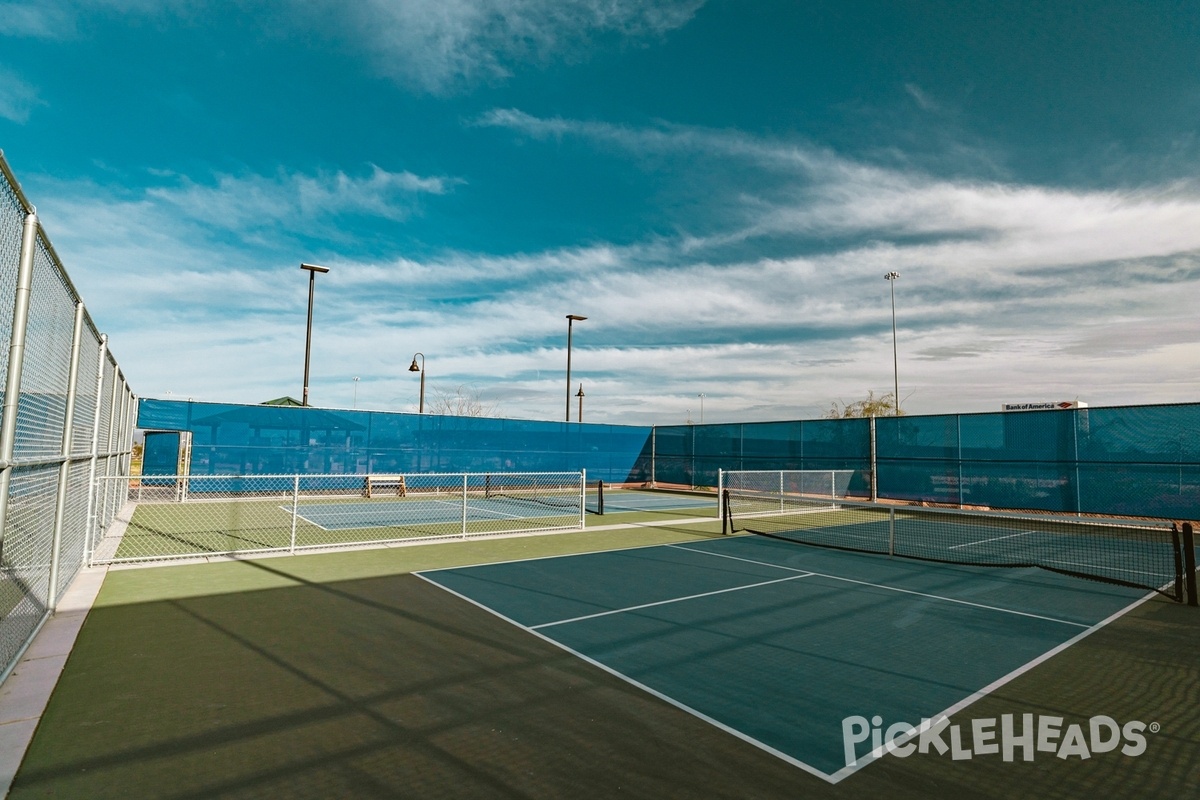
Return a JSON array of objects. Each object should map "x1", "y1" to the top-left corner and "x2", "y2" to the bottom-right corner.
[
  {"x1": 0, "y1": 66, "x2": 45, "y2": 122},
  {"x1": 20, "y1": 113, "x2": 1200, "y2": 422},
  {"x1": 142, "y1": 164, "x2": 459, "y2": 234},
  {"x1": 312, "y1": 0, "x2": 706, "y2": 94}
]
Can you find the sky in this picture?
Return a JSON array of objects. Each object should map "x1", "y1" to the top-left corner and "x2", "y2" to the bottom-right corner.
[{"x1": 2, "y1": 0, "x2": 1199, "y2": 426}]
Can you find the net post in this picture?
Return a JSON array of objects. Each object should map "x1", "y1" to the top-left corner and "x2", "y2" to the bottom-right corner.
[
  {"x1": 597, "y1": 479, "x2": 605, "y2": 516},
  {"x1": 888, "y1": 507, "x2": 895, "y2": 557},
  {"x1": 721, "y1": 489, "x2": 731, "y2": 535},
  {"x1": 717, "y1": 469, "x2": 724, "y2": 523},
  {"x1": 289, "y1": 474, "x2": 299, "y2": 553},
  {"x1": 1183, "y1": 522, "x2": 1197, "y2": 607}
]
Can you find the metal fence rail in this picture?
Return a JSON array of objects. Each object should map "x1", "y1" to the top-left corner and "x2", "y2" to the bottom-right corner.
[
  {"x1": 88, "y1": 471, "x2": 587, "y2": 564},
  {"x1": 0, "y1": 151, "x2": 135, "y2": 687}
]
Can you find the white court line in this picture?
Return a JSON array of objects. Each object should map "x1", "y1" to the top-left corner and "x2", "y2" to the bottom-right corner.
[
  {"x1": 670, "y1": 543, "x2": 1090, "y2": 628},
  {"x1": 414, "y1": 571, "x2": 842, "y2": 784},
  {"x1": 415, "y1": 538, "x2": 1165, "y2": 785},
  {"x1": 944, "y1": 530, "x2": 1175, "y2": 581},
  {"x1": 530, "y1": 573, "x2": 815, "y2": 630},
  {"x1": 948, "y1": 529, "x2": 1039, "y2": 549}
]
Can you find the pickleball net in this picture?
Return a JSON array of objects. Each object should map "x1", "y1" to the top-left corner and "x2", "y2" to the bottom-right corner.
[
  {"x1": 479, "y1": 472, "x2": 601, "y2": 515},
  {"x1": 721, "y1": 487, "x2": 1186, "y2": 601}
]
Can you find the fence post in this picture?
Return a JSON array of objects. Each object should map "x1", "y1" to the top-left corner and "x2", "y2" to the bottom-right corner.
[
  {"x1": 0, "y1": 209, "x2": 39, "y2": 568},
  {"x1": 1184, "y1": 522, "x2": 1197, "y2": 607},
  {"x1": 869, "y1": 416, "x2": 878, "y2": 502},
  {"x1": 650, "y1": 427, "x2": 656, "y2": 488},
  {"x1": 956, "y1": 414, "x2": 964, "y2": 507},
  {"x1": 84, "y1": 335, "x2": 107, "y2": 566},
  {"x1": 579, "y1": 469, "x2": 586, "y2": 529},
  {"x1": 289, "y1": 474, "x2": 299, "y2": 553},
  {"x1": 461, "y1": 473, "x2": 468, "y2": 538},
  {"x1": 101, "y1": 358, "x2": 119, "y2": 529},
  {"x1": 48, "y1": 302, "x2": 85, "y2": 610}
]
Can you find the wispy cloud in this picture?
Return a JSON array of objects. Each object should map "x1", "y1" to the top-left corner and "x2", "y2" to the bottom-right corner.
[
  {"x1": 143, "y1": 164, "x2": 461, "y2": 235},
  {"x1": 308, "y1": 0, "x2": 706, "y2": 94},
  {"x1": 23, "y1": 110, "x2": 1200, "y2": 422},
  {"x1": 0, "y1": 66, "x2": 45, "y2": 122},
  {"x1": 0, "y1": 2, "x2": 76, "y2": 38}
]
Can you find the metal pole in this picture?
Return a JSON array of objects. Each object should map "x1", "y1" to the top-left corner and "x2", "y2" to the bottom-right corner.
[
  {"x1": 84, "y1": 335, "x2": 107, "y2": 566},
  {"x1": 300, "y1": 263, "x2": 329, "y2": 406},
  {"x1": 49, "y1": 302, "x2": 86, "y2": 610},
  {"x1": 565, "y1": 315, "x2": 586, "y2": 421},
  {"x1": 576, "y1": 384, "x2": 584, "y2": 422},
  {"x1": 885, "y1": 271, "x2": 900, "y2": 413},
  {"x1": 0, "y1": 210, "x2": 39, "y2": 566},
  {"x1": 303, "y1": 269, "x2": 315, "y2": 406},
  {"x1": 870, "y1": 415, "x2": 878, "y2": 501},
  {"x1": 409, "y1": 353, "x2": 425, "y2": 413},
  {"x1": 290, "y1": 474, "x2": 299, "y2": 554}
]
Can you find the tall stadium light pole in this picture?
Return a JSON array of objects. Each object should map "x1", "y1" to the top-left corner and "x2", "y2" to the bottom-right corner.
[
  {"x1": 300, "y1": 263, "x2": 330, "y2": 406},
  {"x1": 885, "y1": 271, "x2": 900, "y2": 414},
  {"x1": 698, "y1": 393, "x2": 705, "y2": 424},
  {"x1": 352, "y1": 376, "x2": 359, "y2": 408},
  {"x1": 408, "y1": 353, "x2": 425, "y2": 414},
  {"x1": 565, "y1": 315, "x2": 586, "y2": 421}
]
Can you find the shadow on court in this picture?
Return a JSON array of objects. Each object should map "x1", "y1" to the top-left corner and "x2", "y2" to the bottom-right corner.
[{"x1": 8, "y1": 542, "x2": 1199, "y2": 799}]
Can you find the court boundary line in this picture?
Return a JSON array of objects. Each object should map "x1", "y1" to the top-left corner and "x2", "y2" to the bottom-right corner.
[
  {"x1": 413, "y1": 570, "x2": 844, "y2": 785},
  {"x1": 286, "y1": 496, "x2": 567, "y2": 532},
  {"x1": 669, "y1": 542, "x2": 1090, "y2": 628},
  {"x1": 825, "y1": 586, "x2": 1165, "y2": 781},
  {"x1": 529, "y1": 572, "x2": 816, "y2": 630},
  {"x1": 417, "y1": 536, "x2": 1166, "y2": 784}
]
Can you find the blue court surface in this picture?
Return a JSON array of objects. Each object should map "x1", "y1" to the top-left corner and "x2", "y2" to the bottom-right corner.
[
  {"x1": 292, "y1": 497, "x2": 578, "y2": 530},
  {"x1": 601, "y1": 489, "x2": 715, "y2": 514},
  {"x1": 418, "y1": 535, "x2": 1153, "y2": 782}
]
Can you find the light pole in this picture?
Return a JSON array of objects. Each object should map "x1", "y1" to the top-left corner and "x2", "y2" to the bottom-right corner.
[
  {"x1": 300, "y1": 262, "x2": 330, "y2": 406},
  {"x1": 698, "y1": 393, "x2": 705, "y2": 424},
  {"x1": 576, "y1": 384, "x2": 585, "y2": 422},
  {"x1": 565, "y1": 315, "x2": 586, "y2": 421},
  {"x1": 353, "y1": 376, "x2": 359, "y2": 408},
  {"x1": 408, "y1": 353, "x2": 425, "y2": 413},
  {"x1": 885, "y1": 271, "x2": 900, "y2": 414}
]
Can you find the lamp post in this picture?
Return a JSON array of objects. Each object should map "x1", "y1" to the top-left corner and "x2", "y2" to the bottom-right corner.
[
  {"x1": 565, "y1": 314, "x2": 586, "y2": 421},
  {"x1": 300, "y1": 263, "x2": 330, "y2": 406},
  {"x1": 408, "y1": 353, "x2": 425, "y2": 414},
  {"x1": 698, "y1": 393, "x2": 705, "y2": 424},
  {"x1": 885, "y1": 271, "x2": 900, "y2": 414},
  {"x1": 576, "y1": 384, "x2": 585, "y2": 422},
  {"x1": 353, "y1": 376, "x2": 359, "y2": 408}
]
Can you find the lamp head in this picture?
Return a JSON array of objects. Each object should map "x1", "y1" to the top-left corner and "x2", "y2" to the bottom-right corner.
[
  {"x1": 301, "y1": 263, "x2": 330, "y2": 274},
  {"x1": 408, "y1": 359, "x2": 420, "y2": 373},
  {"x1": 566, "y1": 314, "x2": 587, "y2": 321}
]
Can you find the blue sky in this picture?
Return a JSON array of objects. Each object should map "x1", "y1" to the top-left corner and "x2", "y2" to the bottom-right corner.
[{"x1": 3, "y1": 0, "x2": 1199, "y2": 424}]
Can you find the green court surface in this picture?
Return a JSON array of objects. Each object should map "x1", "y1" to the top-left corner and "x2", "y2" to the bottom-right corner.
[
  {"x1": 8, "y1": 515, "x2": 1199, "y2": 799},
  {"x1": 103, "y1": 489, "x2": 714, "y2": 562}
]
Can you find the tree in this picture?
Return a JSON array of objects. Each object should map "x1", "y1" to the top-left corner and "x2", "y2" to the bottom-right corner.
[
  {"x1": 824, "y1": 391, "x2": 904, "y2": 419},
  {"x1": 427, "y1": 384, "x2": 500, "y2": 417}
]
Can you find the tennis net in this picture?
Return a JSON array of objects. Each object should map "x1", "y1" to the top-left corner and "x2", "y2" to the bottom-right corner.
[
  {"x1": 478, "y1": 472, "x2": 597, "y2": 514},
  {"x1": 722, "y1": 489, "x2": 1185, "y2": 601}
]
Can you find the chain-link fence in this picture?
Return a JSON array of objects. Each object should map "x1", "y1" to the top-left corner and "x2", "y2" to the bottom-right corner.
[
  {"x1": 0, "y1": 152, "x2": 136, "y2": 686},
  {"x1": 88, "y1": 471, "x2": 586, "y2": 563}
]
